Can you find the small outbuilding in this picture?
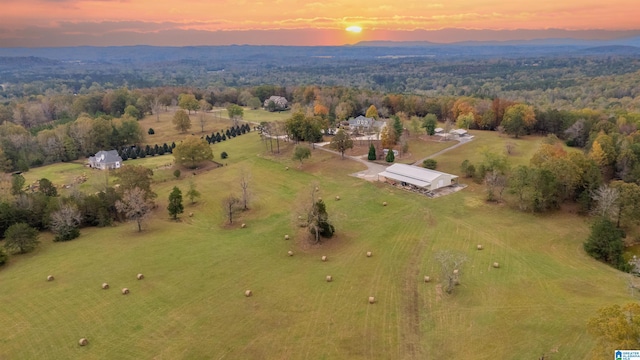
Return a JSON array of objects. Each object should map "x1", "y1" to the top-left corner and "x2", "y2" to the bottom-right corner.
[
  {"x1": 88, "y1": 150, "x2": 122, "y2": 170},
  {"x1": 450, "y1": 128, "x2": 468, "y2": 137},
  {"x1": 378, "y1": 163, "x2": 458, "y2": 191}
]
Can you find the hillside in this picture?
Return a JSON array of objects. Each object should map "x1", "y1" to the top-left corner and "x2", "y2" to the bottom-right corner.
[{"x1": 0, "y1": 130, "x2": 633, "y2": 359}]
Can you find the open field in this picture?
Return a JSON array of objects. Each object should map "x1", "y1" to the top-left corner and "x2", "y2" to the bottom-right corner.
[
  {"x1": 0, "y1": 130, "x2": 634, "y2": 359},
  {"x1": 138, "y1": 107, "x2": 289, "y2": 147}
]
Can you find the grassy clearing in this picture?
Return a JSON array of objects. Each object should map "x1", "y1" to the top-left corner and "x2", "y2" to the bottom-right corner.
[
  {"x1": 0, "y1": 130, "x2": 633, "y2": 359},
  {"x1": 435, "y1": 131, "x2": 547, "y2": 175}
]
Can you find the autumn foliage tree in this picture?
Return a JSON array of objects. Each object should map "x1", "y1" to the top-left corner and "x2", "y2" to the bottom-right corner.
[
  {"x1": 172, "y1": 109, "x2": 191, "y2": 133},
  {"x1": 588, "y1": 303, "x2": 640, "y2": 358},
  {"x1": 501, "y1": 104, "x2": 536, "y2": 138},
  {"x1": 365, "y1": 104, "x2": 379, "y2": 119},
  {"x1": 330, "y1": 129, "x2": 353, "y2": 159},
  {"x1": 173, "y1": 136, "x2": 213, "y2": 169}
]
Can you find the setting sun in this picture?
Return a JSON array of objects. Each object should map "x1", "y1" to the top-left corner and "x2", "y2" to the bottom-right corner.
[{"x1": 346, "y1": 26, "x2": 362, "y2": 33}]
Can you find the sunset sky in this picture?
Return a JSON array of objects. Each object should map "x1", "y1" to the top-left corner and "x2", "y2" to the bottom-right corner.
[{"x1": 1, "y1": 0, "x2": 639, "y2": 47}]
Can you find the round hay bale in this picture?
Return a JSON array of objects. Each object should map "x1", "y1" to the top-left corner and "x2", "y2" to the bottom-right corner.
[
  {"x1": 477, "y1": 244, "x2": 483, "y2": 250},
  {"x1": 101, "y1": 282, "x2": 109, "y2": 289},
  {"x1": 318, "y1": 197, "x2": 322, "y2": 201},
  {"x1": 321, "y1": 255, "x2": 327, "y2": 262},
  {"x1": 335, "y1": 195, "x2": 340, "y2": 201},
  {"x1": 121, "y1": 288, "x2": 130, "y2": 295},
  {"x1": 315, "y1": 186, "x2": 319, "y2": 192},
  {"x1": 46, "y1": 275, "x2": 54, "y2": 281},
  {"x1": 368, "y1": 296, "x2": 376, "y2": 304},
  {"x1": 137, "y1": 273, "x2": 144, "y2": 280},
  {"x1": 189, "y1": 212, "x2": 194, "y2": 217},
  {"x1": 492, "y1": 262, "x2": 500, "y2": 268},
  {"x1": 366, "y1": 251, "x2": 372, "y2": 257},
  {"x1": 383, "y1": 201, "x2": 387, "y2": 206},
  {"x1": 326, "y1": 275, "x2": 333, "y2": 282},
  {"x1": 285, "y1": 166, "x2": 289, "y2": 171},
  {"x1": 78, "y1": 338, "x2": 88, "y2": 346},
  {"x1": 453, "y1": 269, "x2": 459, "y2": 275},
  {"x1": 424, "y1": 276, "x2": 431, "y2": 283},
  {"x1": 245, "y1": 290, "x2": 252, "y2": 297},
  {"x1": 287, "y1": 250, "x2": 294, "y2": 256},
  {"x1": 284, "y1": 234, "x2": 290, "y2": 240},
  {"x1": 241, "y1": 223, "x2": 246, "y2": 228}
]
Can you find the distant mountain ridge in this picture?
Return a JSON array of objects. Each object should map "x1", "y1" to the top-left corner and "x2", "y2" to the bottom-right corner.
[
  {"x1": 0, "y1": 35, "x2": 639, "y2": 64},
  {"x1": 355, "y1": 36, "x2": 640, "y2": 48}
]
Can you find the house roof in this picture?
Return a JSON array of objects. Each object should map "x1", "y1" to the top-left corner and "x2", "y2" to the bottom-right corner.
[
  {"x1": 434, "y1": 127, "x2": 444, "y2": 133},
  {"x1": 92, "y1": 150, "x2": 122, "y2": 163},
  {"x1": 348, "y1": 116, "x2": 385, "y2": 129},
  {"x1": 451, "y1": 129, "x2": 468, "y2": 135},
  {"x1": 379, "y1": 163, "x2": 457, "y2": 188}
]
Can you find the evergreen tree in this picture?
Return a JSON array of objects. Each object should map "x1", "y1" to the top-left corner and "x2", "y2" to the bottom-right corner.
[
  {"x1": 368, "y1": 143, "x2": 377, "y2": 161},
  {"x1": 393, "y1": 116, "x2": 403, "y2": 142},
  {"x1": 385, "y1": 149, "x2": 395, "y2": 163},
  {"x1": 167, "y1": 186, "x2": 184, "y2": 220},
  {"x1": 584, "y1": 218, "x2": 626, "y2": 270},
  {"x1": 308, "y1": 199, "x2": 335, "y2": 243}
]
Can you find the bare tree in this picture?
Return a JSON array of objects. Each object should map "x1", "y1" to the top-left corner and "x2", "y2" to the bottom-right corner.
[
  {"x1": 115, "y1": 187, "x2": 154, "y2": 232},
  {"x1": 49, "y1": 203, "x2": 82, "y2": 241},
  {"x1": 239, "y1": 170, "x2": 251, "y2": 211},
  {"x1": 434, "y1": 251, "x2": 468, "y2": 294},
  {"x1": 151, "y1": 96, "x2": 162, "y2": 122},
  {"x1": 198, "y1": 111, "x2": 207, "y2": 133},
  {"x1": 591, "y1": 184, "x2": 619, "y2": 220},
  {"x1": 505, "y1": 142, "x2": 516, "y2": 155},
  {"x1": 484, "y1": 169, "x2": 507, "y2": 202},
  {"x1": 222, "y1": 195, "x2": 240, "y2": 224},
  {"x1": 443, "y1": 119, "x2": 453, "y2": 141}
]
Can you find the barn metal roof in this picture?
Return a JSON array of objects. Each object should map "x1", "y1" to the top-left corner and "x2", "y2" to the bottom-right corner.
[{"x1": 378, "y1": 163, "x2": 457, "y2": 188}]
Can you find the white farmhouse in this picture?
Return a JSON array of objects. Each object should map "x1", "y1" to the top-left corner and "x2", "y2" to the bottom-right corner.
[{"x1": 88, "y1": 150, "x2": 122, "y2": 170}]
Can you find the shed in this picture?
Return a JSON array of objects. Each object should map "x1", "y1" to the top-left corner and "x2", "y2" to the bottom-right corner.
[
  {"x1": 88, "y1": 150, "x2": 122, "y2": 170},
  {"x1": 450, "y1": 128, "x2": 468, "y2": 136},
  {"x1": 378, "y1": 163, "x2": 458, "y2": 191}
]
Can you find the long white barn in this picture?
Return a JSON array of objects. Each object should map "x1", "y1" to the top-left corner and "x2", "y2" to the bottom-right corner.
[{"x1": 378, "y1": 163, "x2": 458, "y2": 191}]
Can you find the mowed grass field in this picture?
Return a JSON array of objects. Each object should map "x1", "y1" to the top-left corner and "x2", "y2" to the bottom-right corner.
[
  {"x1": 0, "y1": 130, "x2": 633, "y2": 359},
  {"x1": 139, "y1": 107, "x2": 289, "y2": 146}
]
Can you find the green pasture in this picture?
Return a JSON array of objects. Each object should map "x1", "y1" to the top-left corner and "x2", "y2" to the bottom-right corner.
[{"x1": 0, "y1": 131, "x2": 633, "y2": 359}]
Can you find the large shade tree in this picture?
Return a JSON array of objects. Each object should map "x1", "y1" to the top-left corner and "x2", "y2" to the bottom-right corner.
[
  {"x1": 4, "y1": 223, "x2": 39, "y2": 254},
  {"x1": 501, "y1": 104, "x2": 536, "y2": 138},
  {"x1": 173, "y1": 136, "x2": 214, "y2": 169},
  {"x1": 172, "y1": 109, "x2": 192, "y2": 133},
  {"x1": 330, "y1": 129, "x2": 353, "y2": 159}
]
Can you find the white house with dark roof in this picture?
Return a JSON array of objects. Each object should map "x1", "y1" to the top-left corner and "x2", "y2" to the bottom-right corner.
[
  {"x1": 378, "y1": 163, "x2": 458, "y2": 191},
  {"x1": 88, "y1": 150, "x2": 122, "y2": 170},
  {"x1": 347, "y1": 115, "x2": 386, "y2": 135}
]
